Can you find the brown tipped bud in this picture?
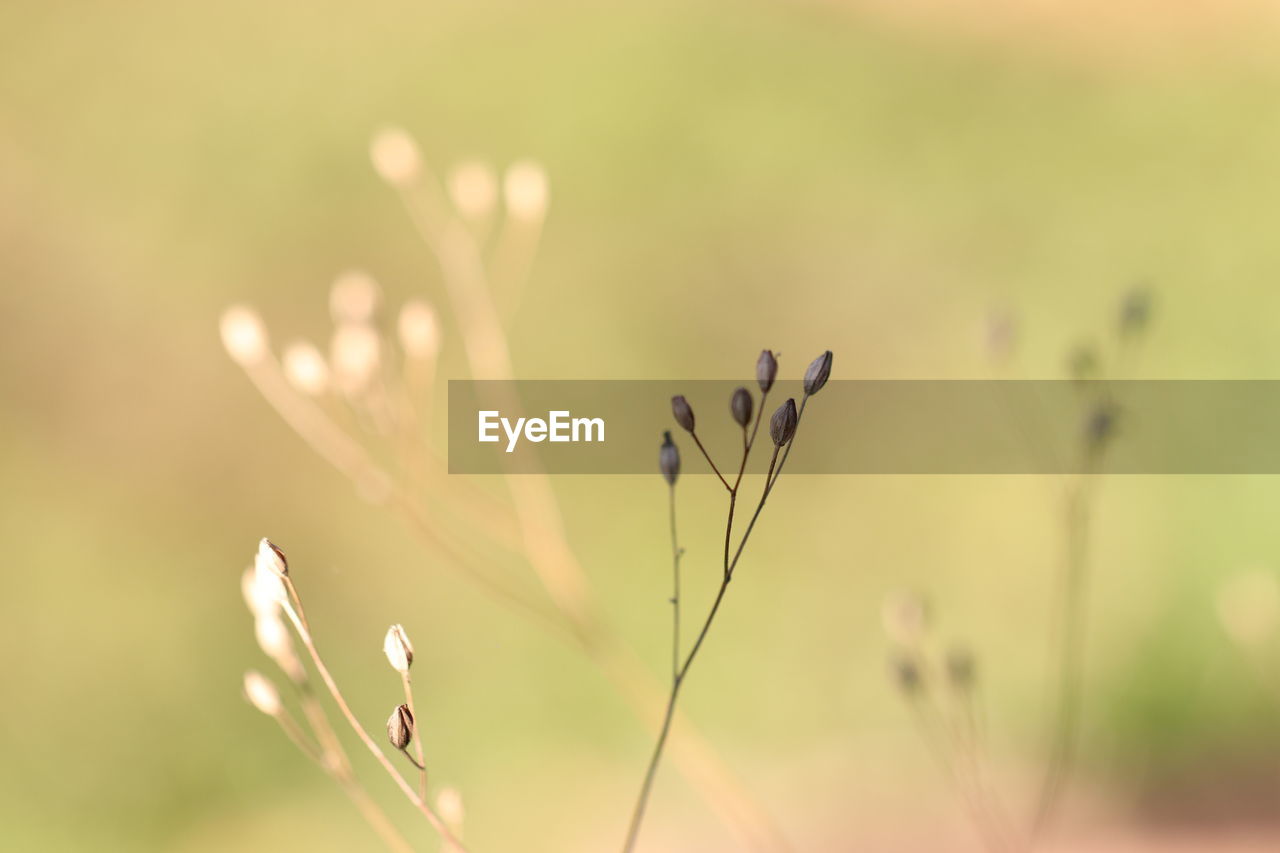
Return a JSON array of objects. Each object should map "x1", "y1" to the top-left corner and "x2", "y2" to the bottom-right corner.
[
  {"x1": 383, "y1": 624, "x2": 414, "y2": 673},
  {"x1": 387, "y1": 703, "x2": 414, "y2": 751},
  {"x1": 659, "y1": 431, "x2": 680, "y2": 486},
  {"x1": 946, "y1": 646, "x2": 975, "y2": 690},
  {"x1": 803, "y1": 350, "x2": 833, "y2": 396},
  {"x1": 257, "y1": 538, "x2": 288, "y2": 577},
  {"x1": 889, "y1": 652, "x2": 923, "y2": 696},
  {"x1": 671, "y1": 395, "x2": 695, "y2": 433},
  {"x1": 730, "y1": 387, "x2": 753, "y2": 428},
  {"x1": 769, "y1": 398, "x2": 798, "y2": 446},
  {"x1": 756, "y1": 350, "x2": 778, "y2": 393}
]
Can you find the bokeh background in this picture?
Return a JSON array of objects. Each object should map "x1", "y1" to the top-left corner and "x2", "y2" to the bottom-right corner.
[{"x1": 6, "y1": 0, "x2": 1280, "y2": 850}]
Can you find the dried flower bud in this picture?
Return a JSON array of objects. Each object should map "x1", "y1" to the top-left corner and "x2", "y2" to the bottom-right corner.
[
  {"x1": 769, "y1": 398, "x2": 798, "y2": 446},
  {"x1": 448, "y1": 160, "x2": 498, "y2": 219},
  {"x1": 888, "y1": 652, "x2": 922, "y2": 696},
  {"x1": 881, "y1": 590, "x2": 930, "y2": 645},
  {"x1": 1119, "y1": 287, "x2": 1153, "y2": 338},
  {"x1": 503, "y1": 160, "x2": 549, "y2": 220},
  {"x1": 370, "y1": 127, "x2": 422, "y2": 186},
  {"x1": 945, "y1": 646, "x2": 975, "y2": 691},
  {"x1": 282, "y1": 341, "x2": 330, "y2": 396},
  {"x1": 730, "y1": 387, "x2": 753, "y2": 428},
  {"x1": 387, "y1": 703, "x2": 414, "y2": 751},
  {"x1": 219, "y1": 305, "x2": 269, "y2": 367},
  {"x1": 398, "y1": 300, "x2": 441, "y2": 361},
  {"x1": 330, "y1": 270, "x2": 381, "y2": 324},
  {"x1": 437, "y1": 787, "x2": 465, "y2": 831},
  {"x1": 257, "y1": 538, "x2": 289, "y2": 577},
  {"x1": 803, "y1": 350, "x2": 833, "y2": 396},
  {"x1": 659, "y1": 431, "x2": 680, "y2": 486},
  {"x1": 756, "y1": 350, "x2": 778, "y2": 393},
  {"x1": 244, "y1": 670, "x2": 282, "y2": 716},
  {"x1": 384, "y1": 624, "x2": 414, "y2": 673},
  {"x1": 1084, "y1": 402, "x2": 1117, "y2": 453},
  {"x1": 671, "y1": 395, "x2": 695, "y2": 433},
  {"x1": 330, "y1": 323, "x2": 382, "y2": 395}
]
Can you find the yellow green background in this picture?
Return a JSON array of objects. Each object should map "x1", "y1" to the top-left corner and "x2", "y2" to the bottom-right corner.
[{"x1": 5, "y1": 1, "x2": 1280, "y2": 849}]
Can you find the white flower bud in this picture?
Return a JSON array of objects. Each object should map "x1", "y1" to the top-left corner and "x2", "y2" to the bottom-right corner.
[
  {"x1": 503, "y1": 161, "x2": 548, "y2": 220},
  {"x1": 371, "y1": 127, "x2": 422, "y2": 187},
  {"x1": 244, "y1": 670, "x2": 282, "y2": 716},
  {"x1": 219, "y1": 305, "x2": 268, "y2": 367},
  {"x1": 398, "y1": 300, "x2": 441, "y2": 360},
  {"x1": 330, "y1": 270, "x2": 380, "y2": 324},
  {"x1": 282, "y1": 341, "x2": 330, "y2": 396},
  {"x1": 383, "y1": 624, "x2": 414, "y2": 673},
  {"x1": 241, "y1": 566, "x2": 284, "y2": 617},
  {"x1": 437, "y1": 787, "x2": 465, "y2": 830},
  {"x1": 330, "y1": 323, "x2": 382, "y2": 395},
  {"x1": 448, "y1": 160, "x2": 498, "y2": 219}
]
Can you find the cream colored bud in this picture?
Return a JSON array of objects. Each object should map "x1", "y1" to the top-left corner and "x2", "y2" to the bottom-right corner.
[
  {"x1": 397, "y1": 300, "x2": 440, "y2": 360},
  {"x1": 330, "y1": 323, "x2": 382, "y2": 395},
  {"x1": 330, "y1": 270, "x2": 381, "y2": 324},
  {"x1": 448, "y1": 160, "x2": 498, "y2": 219},
  {"x1": 384, "y1": 624, "x2": 414, "y2": 673},
  {"x1": 256, "y1": 538, "x2": 289, "y2": 576},
  {"x1": 882, "y1": 590, "x2": 929, "y2": 645},
  {"x1": 220, "y1": 305, "x2": 269, "y2": 367},
  {"x1": 282, "y1": 341, "x2": 330, "y2": 396},
  {"x1": 371, "y1": 127, "x2": 422, "y2": 186},
  {"x1": 437, "y1": 787, "x2": 465, "y2": 830},
  {"x1": 503, "y1": 161, "x2": 548, "y2": 220},
  {"x1": 255, "y1": 612, "x2": 292, "y2": 662},
  {"x1": 244, "y1": 671, "x2": 282, "y2": 716},
  {"x1": 1218, "y1": 569, "x2": 1280, "y2": 647},
  {"x1": 242, "y1": 566, "x2": 284, "y2": 617}
]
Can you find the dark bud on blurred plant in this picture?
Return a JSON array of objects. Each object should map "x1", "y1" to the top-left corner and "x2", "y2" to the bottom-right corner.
[
  {"x1": 387, "y1": 703, "x2": 415, "y2": 751},
  {"x1": 671, "y1": 395, "x2": 695, "y2": 433},
  {"x1": 945, "y1": 646, "x2": 976, "y2": 691},
  {"x1": 889, "y1": 652, "x2": 923, "y2": 696},
  {"x1": 769, "y1": 398, "x2": 798, "y2": 446},
  {"x1": 730, "y1": 387, "x2": 753, "y2": 429},
  {"x1": 1084, "y1": 402, "x2": 1118, "y2": 454},
  {"x1": 803, "y1": 350, "x2": 833, "y2": 396},
  {"x1": 1119, "y1": 286, "x2": 1153, "y2": 338},
  {"x1": 756, "y1": 350, "x2": 778, "y2": 393},
  {"x1": 1067, "y1": 344, "x2": 1100, "y2": 383},
  {"x1": 659, "y1": 431, "x2": 680, "y2": 486}
]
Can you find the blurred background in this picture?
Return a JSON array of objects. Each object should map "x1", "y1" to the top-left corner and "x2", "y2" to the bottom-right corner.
[{"x1": 6, "y1": 0, "x2": 1280, "y2": 850}]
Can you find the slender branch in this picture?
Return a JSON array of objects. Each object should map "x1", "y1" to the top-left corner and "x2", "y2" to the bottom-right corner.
[
  {"x1": 691, "y1": 431, "x2": 732, "y2": 491},
  {"x1": 669, "y1": 485, "x2": 681, "y2": 683},
  {"x1": 624, "y1": 444, "x2": 783, "y2": 852},
  {"x1": 277, "y1": 595, "x2": 467, "y2": 851},
  {"x1": 401, "y1": 672, "x2": 429, "y2": 800}
]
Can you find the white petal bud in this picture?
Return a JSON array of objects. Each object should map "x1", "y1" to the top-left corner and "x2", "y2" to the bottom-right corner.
[
  {"x1": 383, "y1": 623, "x2": 414, "y2": 673},
  {"x1": 219, "y1": 305, "x2": 269, "y2": 367},
  {"x1": 282, "y1": 341, "x2": 330, "y2": 396},
  {"x1": 330, "y1": 270, "x2": 380, "y2": 324},
  {"x1": 448, "y1": 160, "x2": 498, "y2": 219},
  {"x1": 398, "y1": 300, "x2": 440, "y2": 360},
  {"x1": 330, "y1": 323, "x2": 382, "y2": 395},
  {"x1": 371, "y1": 127, "x2": 422, "y2": 187},
  {"x1": 244, "y1": 671, "x2": 282, "y2": 716},
  {"x1": 503, "y1": 161, "x2": 548, "y2": 220}
]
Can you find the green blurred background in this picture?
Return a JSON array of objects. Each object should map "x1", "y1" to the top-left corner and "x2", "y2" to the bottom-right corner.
[{"x1": 6, "y1": 0, "x2": 1280, "y2": 849}]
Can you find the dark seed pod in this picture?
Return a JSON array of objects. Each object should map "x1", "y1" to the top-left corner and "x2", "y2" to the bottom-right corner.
[
  {"x1": 1084, "y1": 402, "x2": 1118, "y2": 453},
  {"x1": 671, "y1": 395, "x2": 695, "y2": 433},
  {"x1": 756, "y1": 350, "x2": 778, "y2": 393},
  {"x1": 387, "y1": 703, "x2": 414, "y2": 751},
  {"x1": 946, "y1": 646, "x2": 975, "y2": 691},
  {"x1": 769, "y1": 398, "x2": 798, "y2": 446},
  {"x1": 889, "y1": 651, "x2": 923, "y2": 695},
  {"x1": 730, "y1": 387, "x2": 753, "y2": 428},
  {"x1": 1119, "y1": 287, "x2": 1153, "y2": 338},
  {"x1": 803, "y1": 350, "x2": 833, "y2": 396},
  {"x1": 659, "y1": 431, "x2": 680, "y2": 486}
]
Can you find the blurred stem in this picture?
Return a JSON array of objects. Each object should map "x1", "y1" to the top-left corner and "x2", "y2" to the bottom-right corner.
[
  {"x1": 401, "y1": 671, "x2": 429, "y2": 801},
  {"x1": 669, "y1": 485, "x2": 681, "y2": 683}
]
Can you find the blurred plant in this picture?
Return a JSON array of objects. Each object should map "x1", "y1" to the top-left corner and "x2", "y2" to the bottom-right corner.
[
  {"x1": 623, "y1": 350, "x2": 831, "y2": 851},
  {"x1": 223, "y1": 127, "x2": 789, "y2": 849},
  {"x1": 1217, "y1": 567, "x2": 1280, "y2": 700},
  {"x1": 242, "y1": 539, "x2": 464, "y2": 852},
  {"x1": 889, "y1": 287, "x2": 1154, "y2": 851}
]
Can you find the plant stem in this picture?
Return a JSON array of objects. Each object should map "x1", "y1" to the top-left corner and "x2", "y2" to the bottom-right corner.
[
  {"x1": 669, "y1": 485, "x2": 681, "y2": 683},
  {"x1": 691, "y1": 431, "x2": 732, "y2": 491},
  {"x1": 402, "y1": 671, "x2": 429, "y2": 801}
]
